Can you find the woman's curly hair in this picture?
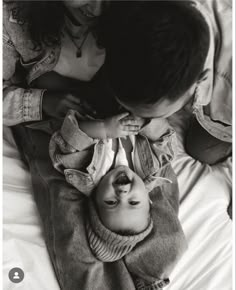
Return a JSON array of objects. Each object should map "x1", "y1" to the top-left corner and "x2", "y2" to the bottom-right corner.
[{"x1": 9, "y1": 1, "x2": 65, "y2": 48}]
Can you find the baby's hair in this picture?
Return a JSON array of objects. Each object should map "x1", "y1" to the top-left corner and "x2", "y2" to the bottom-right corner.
[{"x1": 99, "y1": 1, "x2": 210, "y2": 105}]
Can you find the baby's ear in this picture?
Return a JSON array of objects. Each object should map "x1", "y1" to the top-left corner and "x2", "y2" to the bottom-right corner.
[
  {"x1": 145, "y1": 176, "x2": 172, "y2": 193},
  {"x1": 145, "y1": 182, "x2": 155, "y2": 194}
]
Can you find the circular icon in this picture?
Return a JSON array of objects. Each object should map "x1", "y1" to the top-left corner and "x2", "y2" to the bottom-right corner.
[{"x1": 8, "y1": 267, "x2": 24, "y2": 283}]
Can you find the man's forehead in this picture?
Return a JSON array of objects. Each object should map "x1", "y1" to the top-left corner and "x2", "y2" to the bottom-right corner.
[{"x1": 116, "y1": 89, "x2": 194, "y2": 118}]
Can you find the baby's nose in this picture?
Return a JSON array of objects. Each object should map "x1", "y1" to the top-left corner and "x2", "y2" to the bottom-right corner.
[{"x1": 114, "y1": 184, "x2": 131, "y2": 196}]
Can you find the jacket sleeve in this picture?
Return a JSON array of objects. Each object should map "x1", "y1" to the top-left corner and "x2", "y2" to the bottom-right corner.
[
  {"x1": 3, "y1": 23, "x2": 45, "y2": 126},
  {"x1": 49, "y1": 110, "x2": 98, "y2": 193},
  {"x1": 140, "y1": 118, "x2": 177, "y2": 166},
  {"x1": 208, "y1": 0, "x2": 232, "y2": 126}
]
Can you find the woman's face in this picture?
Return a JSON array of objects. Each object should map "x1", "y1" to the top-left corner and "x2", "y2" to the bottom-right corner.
[{"x1": 63, "y1": 0, "x2": 103, "y2": 17}]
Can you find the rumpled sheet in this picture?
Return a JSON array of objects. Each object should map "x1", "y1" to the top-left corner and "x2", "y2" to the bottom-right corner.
[{"x1": 3, "y1": 110, "x2": 232, "y2": 290}]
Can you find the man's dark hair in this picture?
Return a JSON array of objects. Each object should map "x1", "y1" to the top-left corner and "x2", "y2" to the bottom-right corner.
[{"x1": 99, "y1": 1, "x2": 210, "y2": 105}]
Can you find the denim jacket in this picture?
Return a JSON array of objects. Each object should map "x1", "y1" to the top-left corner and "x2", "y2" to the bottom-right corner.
[
  {"x1": 36, "y1": 110, "x2": 187, "y2": 290},
  {"x1": 191, "y1": 0, "x2": 232, "y2": 142}
]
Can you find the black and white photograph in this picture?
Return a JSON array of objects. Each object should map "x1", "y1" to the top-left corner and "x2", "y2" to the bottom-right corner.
[{"x1": 2, "y1": 1, "x2": 234, "y2": 289}]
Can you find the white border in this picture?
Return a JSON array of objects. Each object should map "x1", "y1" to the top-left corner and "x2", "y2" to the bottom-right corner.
[
  {"x1": 0, "y1": 1, "x2": 235, "y2": 290},
  {"x1": 232, "y1": 0, "x2": 235, "y2": 289},
  {"x1": 0, "y1": 0, "x2": 3, "y2": 288}
]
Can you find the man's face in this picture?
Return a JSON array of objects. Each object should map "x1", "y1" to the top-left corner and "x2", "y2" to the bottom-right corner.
[
  {"x1": 95, "y1": 166, "x2": 150, "y2": 234},
  {"x1": 116, "y1": 84, "x2": 196, "y2": 119}
]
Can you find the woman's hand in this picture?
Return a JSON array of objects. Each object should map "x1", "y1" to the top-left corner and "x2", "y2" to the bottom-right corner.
[
  {"x1": 42, "y1": 91, "x2": 96, "y2": 119},
  {"x1": 104, "y1": 113, "x2": 143, "y2": 138}
]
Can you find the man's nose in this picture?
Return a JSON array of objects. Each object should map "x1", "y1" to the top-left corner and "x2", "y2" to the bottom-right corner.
[{"x1": 114, "y1": 184, "x2": 131, "y2": 196}]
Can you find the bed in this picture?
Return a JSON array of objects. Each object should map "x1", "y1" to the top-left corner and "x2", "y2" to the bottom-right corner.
[{"x1": 3, "y1": 109, "x2": 232, "y2": 290}]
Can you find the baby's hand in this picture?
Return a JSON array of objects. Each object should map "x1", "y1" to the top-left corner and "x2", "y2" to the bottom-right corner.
[
  {"x1": 104, "y1": 112, "x2": 142, "y2": 138},
  {"x1": 120, "y1": 115, "x2": 146, "y2": 128}
]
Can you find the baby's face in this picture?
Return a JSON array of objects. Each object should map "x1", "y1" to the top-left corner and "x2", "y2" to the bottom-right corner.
[{"x1": 95, "y1": 166, "x2": 150, "y2": 234}]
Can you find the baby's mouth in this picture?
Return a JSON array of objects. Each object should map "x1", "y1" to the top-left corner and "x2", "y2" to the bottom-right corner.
[{"x1": 114, "y1": 173, "x2": 131, "y2": 186}]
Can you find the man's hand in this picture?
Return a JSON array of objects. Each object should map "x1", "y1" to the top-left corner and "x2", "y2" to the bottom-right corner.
[
  {"x1": 42, "y1": 91, "x2": 96, "y2": 119},
  {"x1": 104, "y1": 113, "x2": 143, "y2": 138}
]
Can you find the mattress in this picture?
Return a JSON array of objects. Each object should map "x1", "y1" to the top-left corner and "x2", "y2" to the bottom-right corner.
[{"x1": 3, "y1": 110, "x2": 232, "y2": 290}]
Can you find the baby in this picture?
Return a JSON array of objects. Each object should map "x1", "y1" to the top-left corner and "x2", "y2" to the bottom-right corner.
[{"x1": 49, "y1": 109, "x2": 187, "y2": 273}]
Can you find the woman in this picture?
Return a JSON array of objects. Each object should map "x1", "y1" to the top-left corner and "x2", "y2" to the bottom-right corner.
[{"x1": 3, "y1": 0, "x2": 118, "y2": 126}]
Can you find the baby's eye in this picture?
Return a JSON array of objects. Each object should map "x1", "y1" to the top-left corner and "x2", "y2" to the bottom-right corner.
[
  {"x1": 129, "y1": 201, "x2": 140, "y2": 206},
  {"x1": 104, "y1": 200, "x2": 118, "y2": 206}
]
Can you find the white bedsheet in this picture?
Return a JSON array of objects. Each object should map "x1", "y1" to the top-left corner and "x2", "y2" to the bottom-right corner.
[{"x1": 3, "y1": 111, "x2": 232, "y2": 290}]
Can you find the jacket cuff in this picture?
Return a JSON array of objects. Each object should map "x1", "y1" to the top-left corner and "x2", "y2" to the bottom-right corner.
[
  {"x1": 22, "y1": 88, "x2": 45, "y2": 122},
  {"x1": 61, "y1": 110, "x2": 97, "y2": 151},
  {"x1": 158, "y1": 128, "x2": 177, "y2": 158},
  {"x1": 134, "y1": 277, "x2": 170, "y2": 290}
]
